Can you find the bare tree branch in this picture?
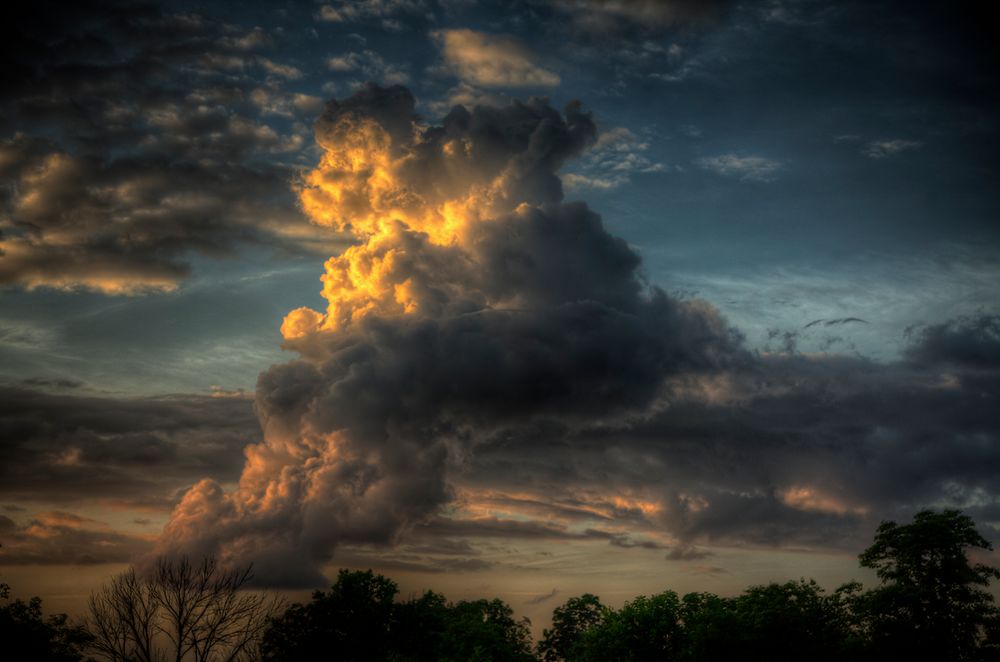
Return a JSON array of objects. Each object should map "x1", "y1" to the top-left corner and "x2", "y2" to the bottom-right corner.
[{"x1": 87, "y1": 557, "x2": 283, "y2": 662}]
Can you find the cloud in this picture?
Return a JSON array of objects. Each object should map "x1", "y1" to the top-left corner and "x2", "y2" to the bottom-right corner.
[
  {"x1": 905, "y1": 314, "x2": 1000, "y2": 369},
  {"x1": 17, "y1": 377, "x2": 84, "y2": 390},
  {"x1": 864, "y1": 139, "x2": 922, "y2": 159},
  {"x1": 153, "y1": 84, "x2": 743, "y2": 585},
  {"x1": 0, "y1": 511, "x2": 152, "y2": 565},
  {"x1": 695, "y1": 153, "x2": 783, "y2": 182},
  {"x1": 803, "y1": 317, "x2": 869, "y2": 329},
  {"x1": 665, "y1": 544, "x2": 713, "y2": 561},
  {"x1": 120, "y1": 77, "x2": 997, "y2": 586},
  {"x1": 256, "y1": 57, "x2": 304, "y2": 80},
  {"x1": 0, "y1": 135, "x2": 305, "y2": 294},
  {"x1": 316, "y1": 5, "x2": 347, "y2": 22},
  {"x1": 432, "y1": 29, "x2": 560, "y2": 88},
  {"x1": 455, "y1": 327, "x2": 1000, "y2": 550},
  {"x1": 327, "y1": 50, "x2": 410, "y2": 85},
  {"x1": 0, "y1": 3, "x2": 324, "y2": 295},
  {"x1": 564, "y1": 127, "x2": 667, "y2": 190},
  {"x1": 0, "y1": 385, "x2": 258, "y2": 509},
  {"x1": 249, "y1": 88, "x2": 324, "y2": 117},
  {"x1": 690, "y1": 565, "x2": 728, "y2": 576},
  {"x1": 315, "y1": 0, "x2": 426, "y2": 25},
  {"x1": 549, "y1": 0, "x2": 734, "y2": 33},
  {"x1": 221, "y1": 26, "x2": 274, "y2": 51},
  {"x1": 525, "y1": 589, "x2": 559, "y2": 605},
  {"x1": 423, "y1": 82, "x2": 512, "y2": 118}
]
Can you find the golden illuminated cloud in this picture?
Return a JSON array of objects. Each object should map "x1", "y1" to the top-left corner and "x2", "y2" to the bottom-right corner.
[{"x1": 433, "y1": 29, "x2": 561, "y2": 88}]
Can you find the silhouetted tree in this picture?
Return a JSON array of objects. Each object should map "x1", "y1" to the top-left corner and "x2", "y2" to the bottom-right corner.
[
  {"x1": 857, "y1": 509, "x2": 1000, "y2": 660},
  {"x1": 537, "y1": 594, "x2": 605, "y2": 662},
  {"x1": 706, "y1": 580, "x2": 854, "y2": 661},
  {"x1": 575, "y1": 590, "x2": 685, "y2": 661},
  {"x1": 677, "y1": 591, "x2": 741, "y2": 661},
  {"x1": 0, "y1": 582, "x2": 90, "y2": 661},
  {"x1": 438, "y1": 598, "x2": 535, "y2": 662},
  {"x1": 254, "y1": 510, "x2": 1000, "y2": 661},
  {"x1": 261, "y1": 568, "x2": 397, "y2": 661},
  {"x1": 386, "y1": 590, "x2": 451, "y2": 661},
  {"x1": 262, "y1": 570, "x2": 534, "y2": 662},
  {"x1": 87, "y1": 556, "x2": 282, "y2": 662}
]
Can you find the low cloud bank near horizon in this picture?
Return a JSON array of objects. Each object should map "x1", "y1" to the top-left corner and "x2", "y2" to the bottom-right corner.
[{"x1": 0, "y1": 385, "x2": 260, "y2": 566}]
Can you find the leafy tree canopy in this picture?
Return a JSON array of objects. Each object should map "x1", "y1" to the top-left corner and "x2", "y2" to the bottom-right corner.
[{"x1": 858, "y1": 509, "x2": 1000, "y2": 660}]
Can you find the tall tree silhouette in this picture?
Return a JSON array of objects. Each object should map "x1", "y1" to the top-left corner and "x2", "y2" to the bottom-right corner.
[
  {"x1": 857, "y1": 509, "x2": 1000, "y2": 660},
  {"x1": 261, "y1": 569, "x2": 397, "y2": 661},
  {"x1": 537, "y1": 594, "x2": 605, "y2": 662}
]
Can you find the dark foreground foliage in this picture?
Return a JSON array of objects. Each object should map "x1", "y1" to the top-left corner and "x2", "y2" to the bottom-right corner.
[
  {"x1": 262, "y1": 510, "x2": 1000, "y2": 662},
  {"x1": 4, "y1": 509, "x2": 999, "y2": 661},
  {"x1": 0, "y1": 582, "x2": 90, "y2": 661},
  {"x1": 260, "y1": 569, "x2": 534, "y2": 661}
]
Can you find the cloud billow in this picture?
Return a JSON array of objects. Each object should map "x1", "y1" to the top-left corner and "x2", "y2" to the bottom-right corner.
[
  {"x1": 148, "y1": 86, "x2": 1000, "y2": 586},
  {"x1": 153, "y1": 84, "x2": 744, "y2": 585}
]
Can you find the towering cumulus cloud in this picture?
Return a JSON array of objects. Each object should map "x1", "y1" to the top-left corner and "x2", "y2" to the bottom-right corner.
[{"x1": 154, "y1": 84, "x2": 742, "y2": 584}]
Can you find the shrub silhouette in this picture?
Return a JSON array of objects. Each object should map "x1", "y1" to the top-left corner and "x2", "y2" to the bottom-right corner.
[{"x1": 0, "y1": 582, "x2": 90, "y2": 661}]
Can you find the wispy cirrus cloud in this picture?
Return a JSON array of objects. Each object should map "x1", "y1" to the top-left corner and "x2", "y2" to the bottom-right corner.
[
  {"x1": 327, "y1": 49, "x2": 410, "y2": 85},
  {"x1": 864, "y1": 139, "x2": 923, "y2": 159},
  {"x1": 315, "y1": 0, "x2": 426, "y2": 28},
  {"x1": 695, "y1": 153, "x2": 783, "y2": 182},
  {"x1": 564, "y1": 127, "x2": 667, "y2": 191}
]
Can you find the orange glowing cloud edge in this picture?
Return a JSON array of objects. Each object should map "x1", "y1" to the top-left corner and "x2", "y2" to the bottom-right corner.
[{"x1": 283, "y1": 113, "x2": 530, "y2": 339}]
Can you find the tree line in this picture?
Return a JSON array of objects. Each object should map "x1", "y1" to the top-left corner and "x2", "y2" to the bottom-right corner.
[{"x1": 3, "y1": 509, "x2": 999, "y2": 660}]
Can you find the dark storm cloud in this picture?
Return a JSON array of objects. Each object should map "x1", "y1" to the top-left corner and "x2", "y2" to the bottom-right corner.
[
  {"x1": 108, "y1": 70, "x2": 993, "y2": 583},
  {"x1": 153, "y1": 84, "x2": 744, "y2": 585},
  {"x1": 0, "y1": 385, "x2": 259, "y2": 508},
  {"x1": 0, "y1": 1, "x2": 325, "y2": 294},
  {"x1": 459, "y1": 317, "x2": 1000, "y2": 551},
  {"x1": 904, "y1": 313, "x2": 1000, "y2": 369},
  {"x1": 405, "y1": 98, "x2": 597, "y2": 207}
]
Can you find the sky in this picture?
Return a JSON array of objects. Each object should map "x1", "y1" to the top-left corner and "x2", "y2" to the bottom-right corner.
[{"x1": 1, "y1": 0, "x2": 999, "y2": 633}]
